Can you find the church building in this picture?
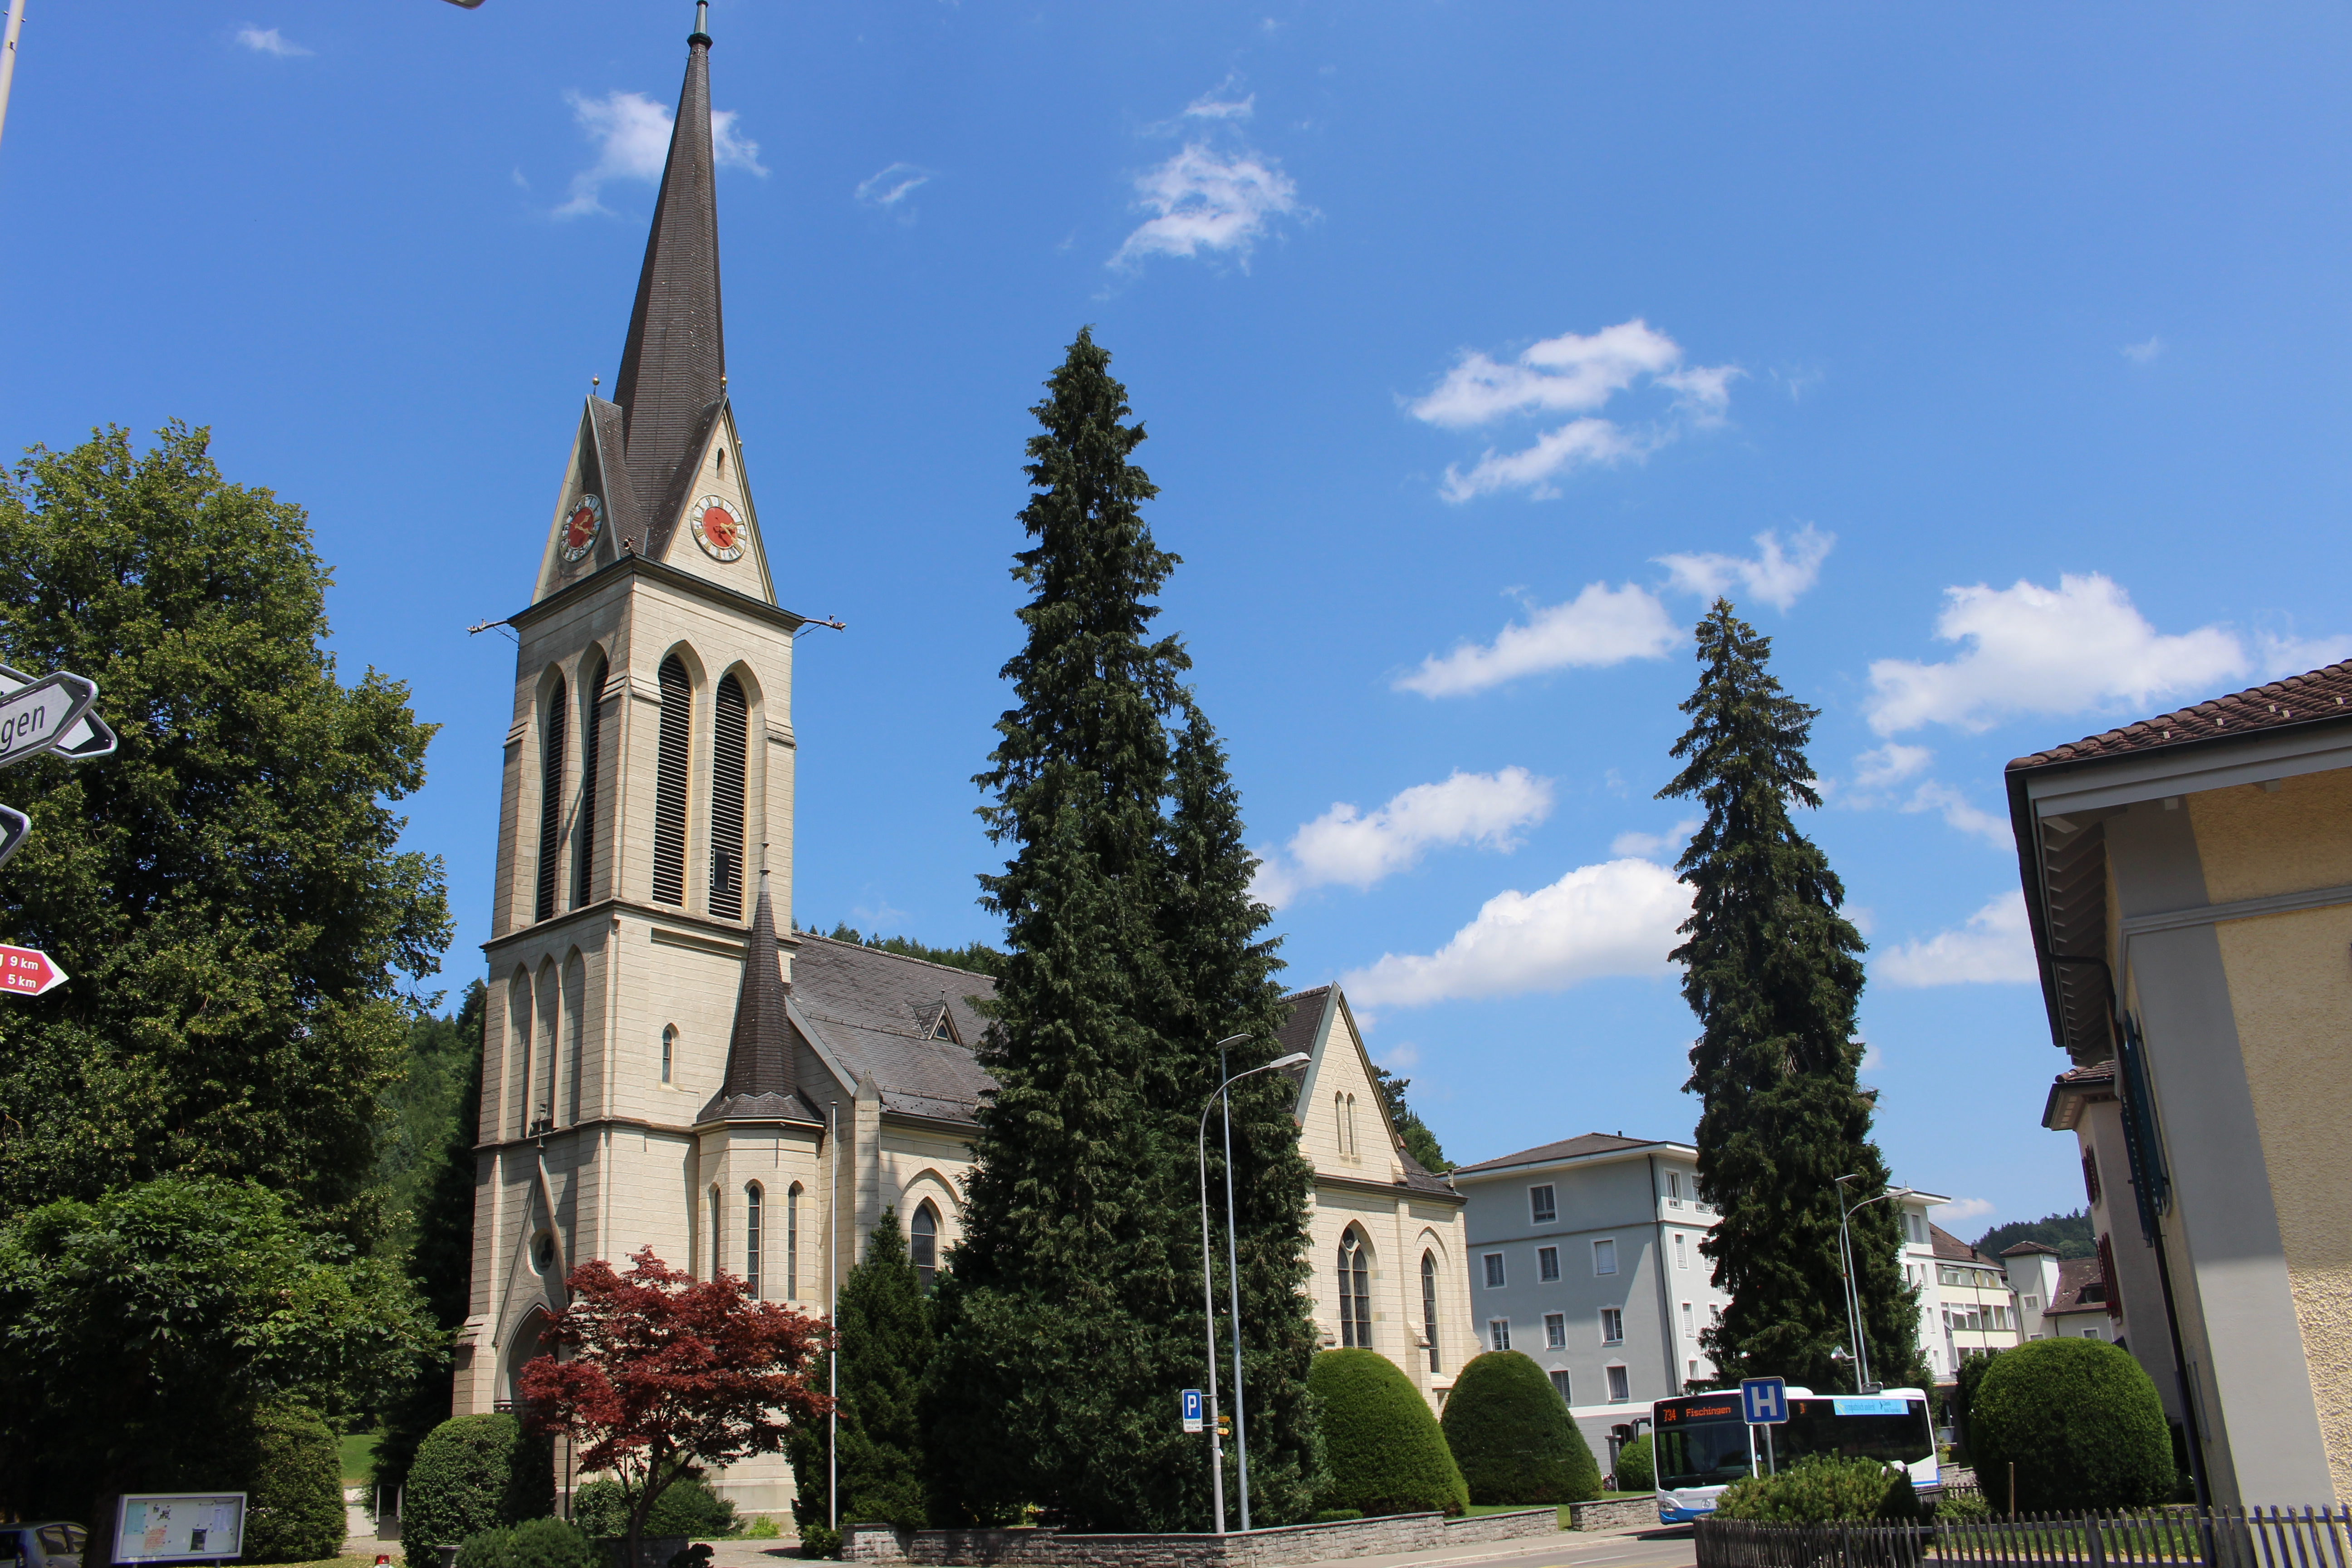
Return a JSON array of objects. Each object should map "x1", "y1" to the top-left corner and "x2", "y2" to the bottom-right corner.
[{"x1": 458, "y1": 10, "x2": 1475, "y2": 1515}]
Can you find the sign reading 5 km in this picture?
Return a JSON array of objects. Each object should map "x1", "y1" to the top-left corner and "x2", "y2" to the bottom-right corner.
[{"x1": 0, "y1": 671, "x2": 96, "y2": 769}]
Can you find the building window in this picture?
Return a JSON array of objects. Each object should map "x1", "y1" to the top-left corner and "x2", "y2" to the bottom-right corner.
[
  {"x1": 1549, "y1": 1369, "x2": 1571, "y2": 1405},
  {"x1": 745, "y1": 1183, "x2": 763, "y2": 1298},
  {"x1": 1688, "y1": 1358, "x2": 1700, "y2": 1382},
  {"x1": 709, "y1": 673, "x2": 749, "y2": 919},
  {"x1": 1340, "y1": 1228, "x2": 1373, "y2": 1348},
  {"x1": 2082, "y1": 1150, "x2": 2103, "y2": 1206},
  {"x1": 1907, "y1": 1212, "x2": 1926, "y2": 1245},
  {"x1": 912, "y1": 1200, "x2": 940, "y2": 1294},
  {"x1": 1421, "y1": 1252, "x2": 1441, "y2": 1373},
  {"x1": 1346, "y1": 1094, "x2": 1359, "y2": 1159},
  {"x1": 2081, "y1": 1326, "x2": 2102, "y2": 1340},
  {"x1": 1537, "y1": 1245, "x2": 1560, "y2": 1282},
  {"x1": 1667, "y1": 1171, "x2": 1683, "y2": 1203},
  {"x1": 2024, "y1": 1294, "x2": 2040, "y2": 1313},
  {"x1": 535, "y1": 676, "x2": 568, "y2": 923},
  {"x1": 1681, "y1": 1301, "x2": 1695, "y2": 1338},
  {"x1": 1489, "y1": 1319, "x2": 1511, "y2": 1352},
  {"x1": 1607, "y1": 1365, "x2": 1630, "y2": 1402},
  {"x1": 1593, "y1": 1238, "x2": 1618, "y2": 1276},
  {"x1": 1483, "y1": 1253, "x2": 1505, "y2": 1289},
  {"x1": 708, "y1": 1185, "x2": 722, "y2": 1279},
  {"x1": 1675, "y1": 1232, "x2": 1689, "y2": 1270},
  {"x1": 1711, "y1": 1303, "x2": 1723, "y2": 1325},
  {"x1": 1545, "y1": 1312, "x2": 1566, "y2": 1350},
  {"x1": 1530, "y1": 1184, "x2": 1556, "y2": 1224},
  {"x1": 660, "y1": 1024, "x2": 676, "y2": 1085},
  {"x1": 1601, "y1": 1307, "x2": 1624, "y2": 1344},
  {"x1": 652, "y1": 655, "x2": 692, "y2": 906},
  {"x1": 786, "y1": 1183, "x2": 801, "y2": 1299}
]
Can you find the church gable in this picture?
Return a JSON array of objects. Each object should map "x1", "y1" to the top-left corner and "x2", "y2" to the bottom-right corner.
[
  {"x1": 532, "y1": 397, "x2": 635, "y2": 603},
  {"x1": 641, "y1": 401, "x2": 776, "y2": 605},
  {"x1": 1285, "y1": 984, "x2": 1445, "y2": 1193}
]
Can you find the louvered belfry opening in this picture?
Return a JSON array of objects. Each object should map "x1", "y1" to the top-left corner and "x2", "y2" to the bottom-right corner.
[
  {"x1": 652, "y1": 656, "x2": 692, "y2": 906},
  {"x1": 709, "y1": 673, "x2": 749, "y2": 919},
  {"x1": 573, "y1": 659, "x2": 604, "y2": 909},
  {"x1": 535, "y1": 677, "x2": 568, "y2": 923}
]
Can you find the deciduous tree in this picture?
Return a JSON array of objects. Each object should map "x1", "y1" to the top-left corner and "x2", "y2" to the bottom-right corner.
[{"x1": 519, "y1": 1249, "x2": 829, "y2": 1568}]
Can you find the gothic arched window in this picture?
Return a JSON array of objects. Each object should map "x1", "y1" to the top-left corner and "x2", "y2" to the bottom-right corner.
[
  {"x1": 660, "y1": 1024, "x2": 676, "y2": 1085},
  {"x1": 710, "y1": 672, "x2": 749, "y2": 919},
  {"x1": 574, "y1": 656, "x2": 605, "y2": 909},
  {"x1": 1345, "y1": 1094, "x2": 1359, "y2": 1161},
  {"x1": 708, "y1": 1185, "x2": 723, "y2": 1279},
  {"x1": 911, "y1": 1200, "x2": 940, "y2": 1294},
  {"x1": 652, "y1": 656, "x2": 691, "y2": 906},
  {"x1": 1421, "y1": 1251, "x2": 1441, "y2": 1372},
  {"x1": 1339, "y1": 1227, "x2": 1372, "y2": 1348},
  {"x1": 1334, "y1": 1093, "x2": 1348, "y2": 1157},
  {"x1": 745, "y1": 1182, "x2": 763, "y2": 1298},
  {"x1": 535, "y1": 676, "x2": 567, "y2": 922},
  {"x1": 786, "y1": 1182, "x2": 802, "y2": 1299}
]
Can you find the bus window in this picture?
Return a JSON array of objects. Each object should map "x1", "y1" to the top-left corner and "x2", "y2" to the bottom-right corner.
[
  {"x1": 1657, "y1": 1418, "x2": 1754, "y2": 1490},
  {"x1": 1774, "y1": 1398, "x2": 1934, "y2": 1470}
]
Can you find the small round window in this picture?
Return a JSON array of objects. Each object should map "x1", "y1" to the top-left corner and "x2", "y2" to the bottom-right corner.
[{"x1": 532, "y1": 1232, "x2": 558, "y2": 1272}]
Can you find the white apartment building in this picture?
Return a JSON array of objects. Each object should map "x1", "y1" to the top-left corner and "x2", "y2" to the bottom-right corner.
[
  {"x1": 1451, "y1": 1134, "x2": 1728, "y2": 1463},
  {"x1": 1895, "y1": 1195, "x2": 2027, "y2": 1384}
]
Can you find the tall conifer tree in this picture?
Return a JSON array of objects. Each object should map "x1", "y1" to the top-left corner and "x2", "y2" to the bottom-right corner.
[
  {"x1": 788, "y1": 1209, "x2": 934, "y2": 1534},
  {"x1": 1659, "y1": 603, "x2": 1922, "y2": 1392}
]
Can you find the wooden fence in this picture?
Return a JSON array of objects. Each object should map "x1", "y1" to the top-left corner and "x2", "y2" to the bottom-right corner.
[{"x1": 1695, "y1": 1507, "x2": 2352, "y2": 1568}]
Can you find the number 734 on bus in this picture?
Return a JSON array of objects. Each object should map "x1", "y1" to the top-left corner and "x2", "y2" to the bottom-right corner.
[{"x1": 1648, "y1": 1388, "x2": 1937, "y2": 1525}]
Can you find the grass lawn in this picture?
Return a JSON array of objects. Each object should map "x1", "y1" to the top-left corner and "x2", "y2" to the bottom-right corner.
[
  {"x1": 1460, "y1": 1505, "x2": 1571, "y2": 1528},
  {"x1": 339, "y1": 1430, "x2": 378, "y2": 1486}
]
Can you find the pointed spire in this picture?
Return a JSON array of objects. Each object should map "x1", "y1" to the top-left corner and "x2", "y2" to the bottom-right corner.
[
  {"x1": 613, "y1": 7, "x2": 726, "y2": 547},
  {"x1": 712, "y1": 871, "x2": 794, "y2": 1109}
]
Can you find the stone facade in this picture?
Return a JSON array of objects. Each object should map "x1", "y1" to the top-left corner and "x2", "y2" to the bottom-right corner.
[{"x1": 840, "y1": 1508, "x2": 1558, "y2": 1566}]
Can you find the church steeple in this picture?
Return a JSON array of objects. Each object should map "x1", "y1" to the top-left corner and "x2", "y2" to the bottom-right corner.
[
  {"x1": 701, "y1": 870, "x2": 799, "y2": 1120},
  {"x1": 613, "y1": 5, "x2": 727, "y2": 553}
]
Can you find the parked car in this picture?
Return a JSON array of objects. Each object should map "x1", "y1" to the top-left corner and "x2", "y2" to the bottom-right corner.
[{"x1": 0, "y1": 1524, "x2": 85, "y2": 1568}]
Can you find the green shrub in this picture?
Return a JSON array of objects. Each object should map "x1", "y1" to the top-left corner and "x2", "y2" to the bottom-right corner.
[
  {"x1": 795, "y1": 1522, "x2": 840, "y2": 1559},
  {"x1": 573, "y1": 1475, "x2": 738, "y2": 1540},
  {"x1": 1712, "y1": 1455, "x2": 1918, "y2": 1523},
  {"x1": 239, "y1": 1403, "x2": 349, "y2": 1563},
  {"x1": 404, "y1": 1413, "x2": 556, "y2": 1568},
  {"x1": 739, "y1": 1517, "x2": 781, "y2": 1540},
  {"x1": 453, "y1": 1518, "x2": 603, "y2": 1568},
  {"x1": 1307, "y1": 1348, "x2": 1468, "y2": 1518},
  {"x1": 1439, "y1": 1352, "x2": 1601, "y2": 1504},
  {"x1": 1951, "y1": 1348, "x2": 2002, "y2": 1466},
  {"x1": 1310, "y1": 1509, "x2": 1365, "y2": 1522},
  {"x1": 1968, "y1": 1338, "x2": 2174, "y2": 1511},
  {"x1": 1612, "y1": 1434, "x2": 1653, "y2": 1494},
  {"x1": 1934, "y1": 1490, "x2": 1992, "y2": 1521}
]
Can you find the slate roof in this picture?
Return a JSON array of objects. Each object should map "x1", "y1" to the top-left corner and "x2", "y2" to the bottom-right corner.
[
  {"x1": 787, "y1": 934, "x2": 998, "y2": 1124},
  {"x1": 1451, "y1": 1132, "x2": 1670, "y2": 1176},
  {"x1": 700, "y1": 874, "x2": 807, "y2": 1122},
  {"x1": 2006, "y1": 659, "x2": 2352, "y2": 773},
  {"x1": 1930, "y1": 1222, "x2": 1999, "y2": 1266},
  {"x1": 2043, "y1": 1256, "x2": 2110, "y2": 1317},
  {"x1": 612, "y1": 25, "x2": 727, "y2": 555}
]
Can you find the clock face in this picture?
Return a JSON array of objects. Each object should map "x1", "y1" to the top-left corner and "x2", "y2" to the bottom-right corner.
[
  {"x1": 691, "y1": 495, "x2": 746, "y2": 562},
  {"x1": 560, "y1": 493, "x2": 603, "y2": 561}
]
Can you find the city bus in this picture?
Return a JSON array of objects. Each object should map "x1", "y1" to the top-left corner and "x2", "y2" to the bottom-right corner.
[{"x1": 1649, "y1": 1387, "x2": 1938, "y2": 1524}]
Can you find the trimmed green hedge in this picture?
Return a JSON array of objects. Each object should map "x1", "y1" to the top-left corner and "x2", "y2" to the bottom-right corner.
[
  {"x1": 453, "y1": 1518, "x2": 603, "y2": 1568},
  {"x1": 241, "y1": 1404, "x2": 349, "y2": 1563},
  {"x1": 1439, "y1": 1352, "x2": 1600, "y2": 1504},
  {"x1": 1612, "y1": 1434, "x2": 1653, "y2": 1494},
  {"x1": 403, "y1": 1414, "x2": 555, "y2": 1568},
  {"x1": 1968, "y1": 1337, "x2": 2174, "y2": 1511},
  {"x1": 1308, "y1": 1348, "x2": 1467, "y2": 1518},
  {"x1": 1713, "y1": 1455, "x2": 1918, "y2": 1523},
  {"x1": 573, "y1": 1475, "x2": 738, "y2": 1540}
]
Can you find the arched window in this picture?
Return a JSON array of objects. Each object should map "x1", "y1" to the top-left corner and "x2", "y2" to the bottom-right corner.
[
  {"x1": 574, "y1": 657, "x2": 605, "y2": 908},
  {"x1": 708, "y1": 1185, "x2": 723, "y2": 1279},
  {"x1": 786, "y1": 1182, "x2": 802, "y2": 1299},
  {"x1": 508, "y1": 974, "x2": 532, "y2": 1138},
  {"x1": 1334, "y1": 1093, "x2": 1348, "y2": 1157},
  {"x1": 709, "y1": 673, "x2": 749, "y2": 919},
  {"x1": 1421, "y1": 1251, "x2": 1441, "y2": 1372},
  {"x1": 1339, "y1": 1227, "x2": 1372, "y2": 1348},
  {"x1": 661, "y1": 1024, "x2": 676, "y2": 1085},
  {"x1": 745, "y1": 1183, "x2": 763, "y2": 1298},
  {"x1": 652, "y1": 655, "x2": 691, "y2": 906},
  {"x1": 535, "y1": 676, "x2": 567, "y2": 922},
  {"x1": 911, "y1": 1201, "x2": 940, "y2": 1294},
  {"x1": 1345, "y1": 1094, "x2": 1359, "y2": 1161}
]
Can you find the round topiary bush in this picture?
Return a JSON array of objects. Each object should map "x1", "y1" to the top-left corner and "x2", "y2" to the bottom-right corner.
[
  {"x1": 453, "y1": 1518, "x2": 603, "y2": 1568},
  {"x1": 1439, "y1": 1352, "x2": 1601, "y2": 1504},
  {"x1": 573, "y1": 1476, "x2": 738, "y2": 1541},
  {"x1": 404, "y1": 1414, "x2": 556, "y2": 1568},
  {"x1": 240, "y1": 1403, "x2": 349, "y2": 1563},
  {"x1": 1969, "y1": 1337, "x2": 2174, "y2": 1511},
  {"x1": 1713, "y1": 1455, "x2": 1916, "y2": 1523},
  {"x1": 1308, "y1": 1348, "x2": 1468, "y2": 1518},
  {"x1": 1612, "y1": 1434, "x2": 1653, "y2": 1494}
]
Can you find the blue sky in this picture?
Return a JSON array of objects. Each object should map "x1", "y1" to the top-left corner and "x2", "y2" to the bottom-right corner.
[{"x1": 5, "y1": 2, "x2": 2349, "y2": 1239}]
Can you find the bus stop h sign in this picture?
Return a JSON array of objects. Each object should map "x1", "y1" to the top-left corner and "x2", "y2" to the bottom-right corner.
[{"x1": 1741, "y1": 1377, "x2": 1788, "y2": 1425}]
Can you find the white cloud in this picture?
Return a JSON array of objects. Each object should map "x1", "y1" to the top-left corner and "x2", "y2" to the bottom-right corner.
[
  {"x1": 1254, "y1": 768, "x2": 1553, "y2": 907},
  {"x1": 2257, "y1": 631, "x2": 2352, "y2": 679},
  {"x1": 1840, "y1": 746, "x2": 2009, "y2": 849},
  {"x1": 1902, "y1": 782, "x2": 2013, "y2": 850},
  {"x1": 855, "y1": 162, "x2": 935, "y2": 217},
  {"x1": 1876, "y1": 892, "x2": 2037, "y2": 987},
  {"x1": 1377, "y1": 1041, "x2": 1420, "y2": 1071},
  {"x1": 1866, "y1": 573, "x2": 2248, "y2": 735},
  {"x1": 236, "y1": 25, "x2": 310, "y2": 56},
  {"x1": 1656, "y1": 525, "x2": 1835, "y2": 612},
  {"x1": 1113, "y1": 143, "x2": 1301, "y2": 268},
  {"x1": 2122, "y1": 337, "x2": 2164, "y2": 365},
  {"x1": 1341, "y1": 858, "x2": 1692, "y2": 1007},
  {"x1": 1936, "y1": 1197, "x2": 1998, "y2": 1222},
  {"x1": 1408, "y1": 320, "x2": 1740, "y2": 502},
  {"x1": 1184, "y1": 89, "x2": 1255, "y2": 121},
  {"x1": 1610, "y1": 818, "x2": 1699, "y2": 859},
  {"x1": 1853, "y1": 744, "x2": 1933, "y2": 789},
  {"x1": 1396, "y1": 582, "x2": 1680, "y2": 697},
  {"x1": 558, "y1": 90, "x2": 766, "y2": 219}
]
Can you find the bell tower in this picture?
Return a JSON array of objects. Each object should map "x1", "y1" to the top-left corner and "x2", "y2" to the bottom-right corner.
[{"x1": 459, "y1": 5, "x2": 815, "y2": 1426}]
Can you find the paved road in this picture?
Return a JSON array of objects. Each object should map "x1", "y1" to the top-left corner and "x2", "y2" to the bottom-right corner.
[{"x1": 1294, "y1": 1527, "x2": 1698, "y2": 1568}]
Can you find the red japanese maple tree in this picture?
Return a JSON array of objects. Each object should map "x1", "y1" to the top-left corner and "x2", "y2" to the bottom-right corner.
[{"x1": 518, "y1": 1248, "x2": 832, "y2": 1560}]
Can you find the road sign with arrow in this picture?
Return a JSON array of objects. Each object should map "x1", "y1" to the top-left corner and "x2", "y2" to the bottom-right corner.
[{"x1": 0, "y1": 664, "x2": 113, "y2": 994}]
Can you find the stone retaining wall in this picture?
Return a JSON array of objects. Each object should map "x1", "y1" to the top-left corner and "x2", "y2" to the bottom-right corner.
[
  {"x1": 843, "y1": 1506, "x2": 1558, "y2": 1566},
  {"x1": 1567, "y1": 1496, "x2": 1659, "y2": 1532}
]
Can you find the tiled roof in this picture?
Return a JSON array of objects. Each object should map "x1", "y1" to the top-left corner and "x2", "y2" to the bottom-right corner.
[
  {"x1": 700, "y1": 876, "x2": 799, "y2": 1122},
  {"x1": 2055, "y1": 1062, "x2": 2115, "y2": 1087},
  {"x1": 1451, "y1": 1132, "x2": 1667, "y2": 1176},
  {"x1": 2007, "y1": 660, "x2": 2352, "y2": 774},
  {"x1": 789, "y1": 935, "x2": 998, "y2": 1124},
  {"x1": 1930, "y1": 1223, "x2": 1996, "y2": 1265},
  {"x1": 1999, "y1": 1240, "x2": 2061, "y2": 1257},
  {"x1": 2043, "y1": 1256, "x2": 2109, "y2": 1316}
]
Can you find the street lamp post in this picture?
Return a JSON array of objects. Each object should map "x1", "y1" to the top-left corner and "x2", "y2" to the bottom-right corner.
[
  {"x1": 1214, "y1": 1033, "x2": 1253, "y2": 1533},
  {"x1": 1199, "y1": 1048, "x2": 1311, "y2": 1535},
  {"x1": 1831, "y1": 1176, "x2": 1913, "y2": 1393}
]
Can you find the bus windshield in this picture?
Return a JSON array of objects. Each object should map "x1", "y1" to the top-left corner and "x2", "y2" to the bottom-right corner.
[
  {"x1": 1774, "y1": 1397, "x2": 1933, "y2": 1471},
  {"x1": 1655, "y1": 1396, "x2": 1752, "y2": 1491}
]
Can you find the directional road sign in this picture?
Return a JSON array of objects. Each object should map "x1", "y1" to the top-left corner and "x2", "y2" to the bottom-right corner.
[
  {"x1": 1740, "y1": 1377, "x2": 1789, "y2": 1426},
  {"x1": 0, "y1": 943, "x2": 66, "y2": 997},
  {"x1": 0, "y1": 663, "x2": 113, "y2": 761},
  {"x1": 1181, "y1": 1388, "x2": 1204, "y2": 1434},
  {"x1": 0, "y1": 671, "x2": 96, "y2": 770}
]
